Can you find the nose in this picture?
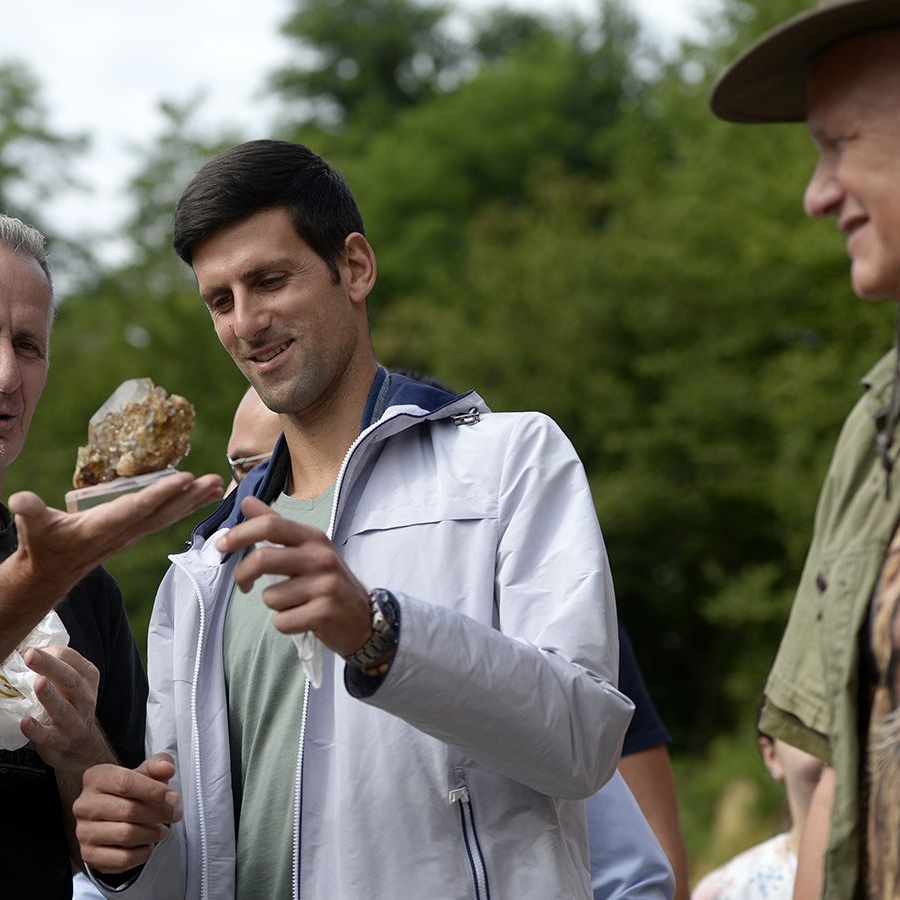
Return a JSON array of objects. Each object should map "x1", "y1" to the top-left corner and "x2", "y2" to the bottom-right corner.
[
  {"x1": 0, "y1": 340, "x2": 21, "y2": 394},
  {"x1": 803, "y1": 155, "x2": 842, "y2": 219},
  {"x1": 231, "y1": 291, "x2": 272, "y2": 343}
]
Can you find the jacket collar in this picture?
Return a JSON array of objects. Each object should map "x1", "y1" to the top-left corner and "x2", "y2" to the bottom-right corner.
[{"x1": 192, "y1": 365, "x2": 481, "y2": 540}]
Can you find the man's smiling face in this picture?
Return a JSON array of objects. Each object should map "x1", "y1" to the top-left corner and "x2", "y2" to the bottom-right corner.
[
  {"x1": 804, "y1": 29, "x2": 900, "y2": 301},
  {"x1": 0, "y1": 246, "x2": 50, "y2": 488},
  {"x1": 193, "y1": 206, "x2": 365, "y2": 422}
]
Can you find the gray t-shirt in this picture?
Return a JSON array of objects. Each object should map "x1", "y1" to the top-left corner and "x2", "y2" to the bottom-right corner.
[{"x1": 224, "y1": 487, "x2": 335, "y2": 900}]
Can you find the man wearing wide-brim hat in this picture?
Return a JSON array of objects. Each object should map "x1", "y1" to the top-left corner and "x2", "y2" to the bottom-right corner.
[{"x1": 713, "y1": 2, "x2": 900, "y2": 899}]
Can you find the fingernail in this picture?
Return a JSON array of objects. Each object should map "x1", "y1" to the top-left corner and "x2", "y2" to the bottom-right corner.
[{"x1": 165, "y1": 791, "x2": 180, "y2": 808}]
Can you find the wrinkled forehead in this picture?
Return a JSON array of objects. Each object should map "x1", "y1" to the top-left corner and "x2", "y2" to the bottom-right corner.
[{"x1": 0, "y1": 247, "x2": 52, "y2": 334}]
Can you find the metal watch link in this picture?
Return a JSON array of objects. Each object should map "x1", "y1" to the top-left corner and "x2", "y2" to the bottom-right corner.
[{"x1": 343, "y1": 588, "x2": 399, "y2": 672}]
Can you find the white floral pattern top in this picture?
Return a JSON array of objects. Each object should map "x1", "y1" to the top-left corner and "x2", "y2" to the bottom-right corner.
[{"x1": 691, "y1": 833, "x2": 796, "y2": 900}]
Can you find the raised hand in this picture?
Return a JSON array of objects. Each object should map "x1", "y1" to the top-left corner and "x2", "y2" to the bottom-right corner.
[
  {"x1": 0, "y1": 471, "x2": 223, "y2": 660},
  {"x1": 216, "y1": 495, "x2": 372, "y2": 657}
]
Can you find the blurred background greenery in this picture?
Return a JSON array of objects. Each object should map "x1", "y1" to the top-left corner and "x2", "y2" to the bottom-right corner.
[{"x1": 1, "y1": 0, "x2": 887, "y2": 885}]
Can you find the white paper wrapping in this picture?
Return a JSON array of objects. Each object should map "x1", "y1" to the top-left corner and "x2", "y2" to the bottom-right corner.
[
  {"x1": 259, "y1": 542, "x2": 324, "y2": 688},
  {"x1": 0, "y1": 610, "x2": 70, "y2": 750}
]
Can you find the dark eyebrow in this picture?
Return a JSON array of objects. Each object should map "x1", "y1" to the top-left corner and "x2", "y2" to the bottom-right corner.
[
  {"x1": 200, "y1": 260, "x2": 292, "y2": 305},
  {"x1": 242, "y1": 263, "x2": 275, "y2": 281}
]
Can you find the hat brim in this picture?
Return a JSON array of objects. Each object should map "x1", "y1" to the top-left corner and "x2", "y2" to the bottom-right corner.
[{"x1": 711, "y1": 0, "x2": 900, "y2": 123}]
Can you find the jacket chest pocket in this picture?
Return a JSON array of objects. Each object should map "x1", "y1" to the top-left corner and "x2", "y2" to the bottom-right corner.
[{"x1": 337, "y1": 503, "x2": 498, "y2": 623}]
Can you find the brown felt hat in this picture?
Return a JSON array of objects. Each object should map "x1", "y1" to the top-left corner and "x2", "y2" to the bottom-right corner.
[{"x1": 711, "y1": 0, "x2": 900, "y2": 123}]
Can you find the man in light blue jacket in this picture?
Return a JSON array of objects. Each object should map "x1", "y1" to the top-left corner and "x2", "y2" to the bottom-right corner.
[{"x1": 74, "y1": 139, "x2": 634, "y2": 900}]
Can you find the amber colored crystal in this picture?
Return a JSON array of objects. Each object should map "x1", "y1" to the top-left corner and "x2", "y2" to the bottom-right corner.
[{"x1": 72, "y1": 379, "x2": 195, "y2": 488}]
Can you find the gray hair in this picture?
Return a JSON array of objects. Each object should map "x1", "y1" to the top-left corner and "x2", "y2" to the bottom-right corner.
[{"x1": 0, "y1": 214, "x2": 53, "y2": 300}]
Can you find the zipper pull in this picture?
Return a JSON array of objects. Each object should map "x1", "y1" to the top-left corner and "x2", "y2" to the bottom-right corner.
[
  {"x1": 451, "y1": 408, "x2": 480, "y2": 427},
  {"x1": 448, "y1": 786, "x2": 470, "y2": 804}
]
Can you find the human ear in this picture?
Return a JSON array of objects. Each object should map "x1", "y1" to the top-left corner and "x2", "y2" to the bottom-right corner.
[
  {"x1": 341, "y1": 233, "x2": 377, "y2": 304},
  {"x1": 759, "y1": 736, "x2": 784, "y2": 782}
]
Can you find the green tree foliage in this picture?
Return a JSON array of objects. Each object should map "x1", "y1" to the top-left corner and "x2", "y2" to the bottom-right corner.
[
  {"x1": 468, "y1": 6, "x2": 551, "y2": 63},
  {"x1": 301, "y1": 0, "x2": 653, "y2": 308},
  {"x1": 0, "y1": 61, "x2": 93, "y2": 283},
  {"x1": 269, "y1": 0, "x2": 461, "y2": 130}
]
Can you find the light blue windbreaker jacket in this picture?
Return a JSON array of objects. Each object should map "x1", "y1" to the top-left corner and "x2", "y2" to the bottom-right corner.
[{"x1": 92, "y1": 369, "x2": 634, "y2": 899}]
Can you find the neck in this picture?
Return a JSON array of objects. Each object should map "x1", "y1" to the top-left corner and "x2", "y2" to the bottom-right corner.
[
  {"x1": 281, "y1": 360, "x2": 377, "y2": 500},
  {"x1": 784, "y1": 787, "x2": 807, "y2": 855},
  {"x1": 283, "y1": 428, "x2": 353, "y2": 499}
]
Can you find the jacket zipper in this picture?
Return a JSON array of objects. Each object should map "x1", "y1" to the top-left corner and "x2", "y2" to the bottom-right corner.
[
  {"x1": 449, "y1": 782, "x2": 491, "y2": 900},
  {"x1": 286, "y1": 418, "x2": 405, "y2": 897},
  {"x1": 288, "y1": 431, "x2": 359, "y2": 897},
  {"x1": 292, "y1": 679, "x2": 311, "y2": 900},
  {"x1": 185, "y1": 568, "x2": 211, "y2": 900}
]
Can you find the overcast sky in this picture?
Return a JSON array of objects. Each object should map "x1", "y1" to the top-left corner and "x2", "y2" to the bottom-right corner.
[{"x1": 0, "y1": 0, "x2": 712, "y2": 260}]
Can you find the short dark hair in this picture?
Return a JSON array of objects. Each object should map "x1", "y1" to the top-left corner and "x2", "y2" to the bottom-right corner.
[{"x1": 172, "y1": 140, "x2": 365, "y2": 283}]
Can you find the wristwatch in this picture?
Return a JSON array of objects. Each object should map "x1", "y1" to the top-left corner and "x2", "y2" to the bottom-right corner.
[{"x1": 344, "y1": 588, "x2": 400, "y2": 676}]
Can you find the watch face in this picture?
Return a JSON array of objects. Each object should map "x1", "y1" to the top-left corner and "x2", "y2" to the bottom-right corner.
[{"x1": 371, "y1": 589, "x2": 399, "y2": 632}]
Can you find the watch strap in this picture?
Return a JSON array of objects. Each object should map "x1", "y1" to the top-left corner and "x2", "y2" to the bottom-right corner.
[{"x1": 344, "y1": 588, "x2": 399, "y2": 674}]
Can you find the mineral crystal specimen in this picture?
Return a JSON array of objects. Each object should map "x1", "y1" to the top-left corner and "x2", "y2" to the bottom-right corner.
[{"x1": 72, "y1": 378, "x2": 195, "y2": 488}]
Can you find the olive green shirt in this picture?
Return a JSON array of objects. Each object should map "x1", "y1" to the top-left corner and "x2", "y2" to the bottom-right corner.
[
  {"x1": 224, "y1": 488, "x2": 335, "y2": 900},
  {"x1": 760, "y1": 349, "x2": 900, "y2": 900}
]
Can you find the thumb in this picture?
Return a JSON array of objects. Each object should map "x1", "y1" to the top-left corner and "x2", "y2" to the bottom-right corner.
[
  {"x1": 7, "y1": 490, "x2": 49, "y2": 519},
  {"x1": 7, "y1": 491, "x2": 51, "y2": 549},
  {"x1": 138, "y1": 752, "x2": 177, "y2": 784}
]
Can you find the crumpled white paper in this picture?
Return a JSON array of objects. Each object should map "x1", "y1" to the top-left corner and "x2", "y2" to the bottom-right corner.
[
  {"x1": 258, "y1": 542, "x2": 324, "y2": 688},
  {"x1": 0, "y1": 610, "x2": 70, "y2": 750}
]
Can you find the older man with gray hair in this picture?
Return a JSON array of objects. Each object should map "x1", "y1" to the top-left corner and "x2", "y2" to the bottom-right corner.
[
  {"x1": 712, "y1": 2, "x2": 900, "y2": 898},
  {"x1": 0, "y1": 212, "x2": 221, "y2": 899}
]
